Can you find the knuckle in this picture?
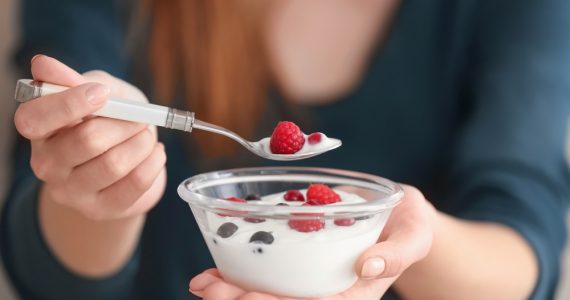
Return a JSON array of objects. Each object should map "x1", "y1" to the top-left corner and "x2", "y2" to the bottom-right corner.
[
  {"x1": 140, "y1": 128, "x2": 155, "y2": 144},
  {"x1": 129, "y1": 169, "x2": 154, "y2": 192},
  {"x1": 30, "y1": 155, "x2": 51, "y2": 181},
  {"x1": 383, "y1": 249, "x2": 403, "y2": 277},
  {"x1": 83, "y1": 70, "x2": 111, "y2": 81},
  {"x1": 77, "y1": 122, "x2": 107, "y2": 155},
  {"x1": 402, "y1": 185, "x2": 425, "y2": 201},
  {"x1": 61, "y1": 92, "x2": 81, "y2": 120},
  {"x1": 14, "y1": 108, "x2": 44, "y2": 139},
  {"x1": 101, "y1": 152, "x2": 126, "y2": 179}
]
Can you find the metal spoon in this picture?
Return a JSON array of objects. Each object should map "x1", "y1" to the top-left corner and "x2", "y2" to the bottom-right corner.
[{"x1": 14, "y1": 79, "x2": 341, "y2": 161}]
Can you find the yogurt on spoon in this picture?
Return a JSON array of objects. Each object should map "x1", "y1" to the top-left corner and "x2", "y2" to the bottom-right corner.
[{"x1": 257, "y1": 121, "x2": 341, "y2": 157}]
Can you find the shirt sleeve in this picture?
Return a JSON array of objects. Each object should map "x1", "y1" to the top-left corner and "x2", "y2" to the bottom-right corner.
[
  {"x1": 1, "y1": 0, "x2": 138, "y2": 299},
  {"x1": 447, "y1": 1, "x2": 570, "y2": 299}
]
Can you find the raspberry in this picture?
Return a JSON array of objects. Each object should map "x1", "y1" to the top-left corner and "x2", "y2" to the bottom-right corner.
[
  {"x1": 217, "y1": 197, "x2": 247, "y2": 217},
  {"x1": 288, "y1": 218, "x2": 325, "y2": 232},
  {"x1": 306, "y1": 184, "x2": 341, "y2": 205},
  {"x1": 334, "y1": 218, "x2": 356, "y2": 226},
  {"x1": 283, "y1": 190, "x2": 305, "y2": 202},
  {"x1": 225, "y1": 197, "x2": 247, "y2": 203},
  {"x1": 270, "y1": 121, "x2": 306, "y2": 154},
  {"x1": 307, "y1": 133, "x2": 323, "y2": 145},
  {"x1": 288, "y1": 204, "x2": 325, "y2": 232}
]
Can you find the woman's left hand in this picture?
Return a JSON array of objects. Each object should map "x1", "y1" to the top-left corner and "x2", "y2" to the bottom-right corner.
[{"x1": 189, "y1": 185, "x2": 435, "y2": 300}]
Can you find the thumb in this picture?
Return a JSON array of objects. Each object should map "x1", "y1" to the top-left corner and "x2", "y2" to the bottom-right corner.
[{"x1": 355, "y1": 189, "x2": 434, "y2": 279}]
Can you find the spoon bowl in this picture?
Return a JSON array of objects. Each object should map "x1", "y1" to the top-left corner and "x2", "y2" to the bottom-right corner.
[{"x1": 193, "y1": 120, "x2": 342, "y2": 161}]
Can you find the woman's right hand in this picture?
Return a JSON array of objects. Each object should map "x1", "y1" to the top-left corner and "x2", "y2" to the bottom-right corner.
[{"x1": 14, "y1": 55, "x2": 167, "y2": 221}]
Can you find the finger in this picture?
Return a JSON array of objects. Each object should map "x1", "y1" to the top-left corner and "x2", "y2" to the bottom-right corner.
[
  {"x1": 46, "y1": 117, "x2": 147, "y2": 170},
  {"x1": 202, "y1": 281, "x2": 245, "y2": 300},
  {"x1": 202, "y1": 268, "x2": 221, "y2": 277},
  {"x1": 92, "y1": 143, "x2": 166, "y2": 218},
  {"x1": 190, "y1": 272, "x2": 223, "y2": 295},
  {"x1": 355, "y1": 187, "x2": 433, "y2": 280},
  {"x1": 83, "y1": 70, "x2": 148, "y2": 102},
  {"x1": 31, "y1": 54, "x2": 85, "y2": 86},
  {"x1": 238, "y1": 292, "x2": 282, "y2": 300},
  {"x1": 69, "y1": 128, "x2": 156, "y2": 192},
  {"x1": 14, "y1": 82, "x2": 110, "y2": 140}
]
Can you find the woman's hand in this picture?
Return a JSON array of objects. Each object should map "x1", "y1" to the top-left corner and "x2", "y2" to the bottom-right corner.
[
  {"x1": 14, "y1": 55, "x2": 166, "y2": 220},
  {"x1": 188, "y1": 185, "x2": 435, "y2": 300},
  {"x1": 13, "y1": 55, "x2": 167, "y2": 276}
]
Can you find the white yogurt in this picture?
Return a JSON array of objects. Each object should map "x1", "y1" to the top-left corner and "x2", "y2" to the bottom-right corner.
[
  {"x1": 194, "y1": 190, "x2": 392, "y2": 298},
  {"x1": 257, "y1": 133, "x2": 341, "y2": 155}
]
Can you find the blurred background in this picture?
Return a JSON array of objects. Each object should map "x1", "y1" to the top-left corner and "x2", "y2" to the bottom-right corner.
[{"x1": 0, "y1": 0, "x2": 569, "y2": 299}]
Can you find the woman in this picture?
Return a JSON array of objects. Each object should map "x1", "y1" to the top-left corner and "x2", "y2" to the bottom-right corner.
[{"x1": 3, "y1": 0, "x2": 570, "y2": 299}]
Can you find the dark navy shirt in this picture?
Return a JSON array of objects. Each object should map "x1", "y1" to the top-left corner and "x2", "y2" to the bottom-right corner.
[{"x1": 2, "y1": 0, "x2": 570, "y2": 299}]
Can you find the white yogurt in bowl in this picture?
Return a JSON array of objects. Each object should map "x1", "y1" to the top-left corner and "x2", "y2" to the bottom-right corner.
[{"x1": 178, "y1": 167, "x2": 402, "y2": 298}]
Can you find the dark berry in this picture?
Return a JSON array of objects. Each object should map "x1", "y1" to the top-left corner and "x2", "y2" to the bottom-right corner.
[
  {"x1": 276, "y1": 203, "x2": 289, "y2": 206},
  {"x1": 334, "y1": 218, "x2": 356, "y2": 226},
  {"x1": 249, "y1": 231, "x2": 274, "y2": 244},
  {"x1": 270, "y1": 121, "x2": 306, "y2": 154},
  {"x1": 355, "y1": 215, "x2": 372, "y2": 221},
  {"x1": 308, "y1": 133, "x2": 323, "y2": 144},
  {"x1": 283, "y1": 190, "x2": 305, "y2": 202},
  {"x1": 245, "y1": 194, "x2": 261, "y2": 201},
  {"x1": 216, "y1": 222, "x2": 238, "y2": 238},
  {"x1": 244, "y1": 217, "x2": 266, "y2": 223}
]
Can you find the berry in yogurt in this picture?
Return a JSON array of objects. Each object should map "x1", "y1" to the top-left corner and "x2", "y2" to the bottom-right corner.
[
  {"x1": 245, "y1": 194, "x2": 261, "y2": 201},
  {"x1": 269, "y1": 121, "x2": 305, "y2": 154},
  {"x1": 334, "y1": 218, "x2": 356, "y2": 227},
  {"x1": 259, "y1": 121, "x2": 340, "y2": 156},
  {"x1": 217, "y1": 222, "x2": 238, "y2": 238},
  {"x1": 308, "y1": 132, "x2": 323, "y2": 144},
  {"x1": 249, "y1": 231, "x2": 275, "y2": 244},
  {"x1": 283, "y1": 189, "x2": 305, "y2": 202},
  {"x1": 306, "y1": 183, "x2": 341, "y2": 205}
]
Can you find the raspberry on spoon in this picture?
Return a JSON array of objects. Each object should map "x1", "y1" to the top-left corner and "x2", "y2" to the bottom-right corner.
[{"x1": 270, "y1": 121, "x2": 306, "y2": 154}]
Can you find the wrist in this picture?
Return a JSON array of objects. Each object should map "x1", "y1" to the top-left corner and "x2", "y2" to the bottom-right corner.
[{"x1": 39, "y1": 185, "x2": 146, "y2": 277}]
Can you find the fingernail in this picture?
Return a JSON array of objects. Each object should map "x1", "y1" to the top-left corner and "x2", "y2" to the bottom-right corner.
[
  {"x1": 361, "y1": 257, "x2": 385, "y2": 279},
  {"x1": 31, "y1": 54, "x2": 44, "y2": 64},
  {"x1": 85, "y1": 83, "x2": 110, "y2": 105}
]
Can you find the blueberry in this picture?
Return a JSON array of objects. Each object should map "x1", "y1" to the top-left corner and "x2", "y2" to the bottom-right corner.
[
  {"x1": 276, "y1": 203, "x2": 289, "y2": 206},
  {"x1": 217, "y1": 222, "x2": 238, "y2": 238},
  {"x1": 245, "y1": 194, "x2": 261, "y2": 201},
  {"x1": 355, "y1": 215, "x2": 372, "y2": 221},
  {"x1": 249, "y1": 231, "x2": 274, "y2": 244}
]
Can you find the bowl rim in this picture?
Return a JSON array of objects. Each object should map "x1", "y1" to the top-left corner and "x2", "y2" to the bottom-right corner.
[{"x1": 177, "y1": 167, "x2": 403, "y2": 218}]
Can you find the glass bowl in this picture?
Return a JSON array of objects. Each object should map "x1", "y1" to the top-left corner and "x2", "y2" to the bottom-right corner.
[{"x1": 178, "y1": 167, "x2": 402, "y2": 298}]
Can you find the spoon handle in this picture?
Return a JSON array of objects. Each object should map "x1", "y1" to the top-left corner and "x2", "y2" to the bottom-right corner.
[{"x1": 14, "y1": 79, "x2": 195, "y2": 132}]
